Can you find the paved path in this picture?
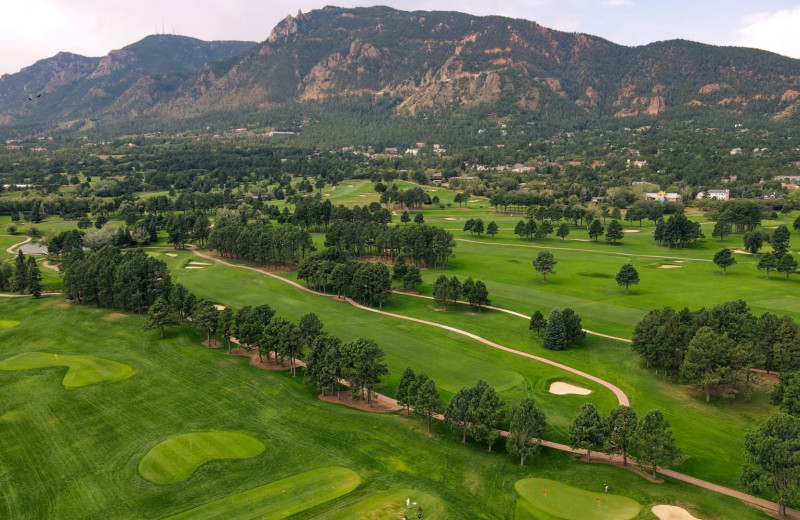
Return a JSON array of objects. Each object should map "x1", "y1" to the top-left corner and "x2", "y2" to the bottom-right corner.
[
  {"x1": 395, "y1": 291, "x2": 633, "y2": 344},
  {"x1": 6, "y1": 236, "x2": 31, "y2": 255},
  {"x1": 0, "y1": 292, "x2": 60, "y2": 298},
  {"x1": 190, "y1": 249, "x2": 629, "y2": 406},
  {"x1": 189, "y1": 248, "x2": 800, "y2": 517}
]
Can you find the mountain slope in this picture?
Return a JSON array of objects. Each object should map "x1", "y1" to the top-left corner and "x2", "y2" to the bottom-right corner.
[
  {"x1": 2, "y1": 6, "x2": 800, "y2": 134},
  {"x1": 0, "y1": 35, "x2": 256, "y2": 125}
]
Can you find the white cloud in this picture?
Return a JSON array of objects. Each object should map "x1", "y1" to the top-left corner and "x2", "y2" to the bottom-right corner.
[
  {"x1": 603, "y1": 0, "x2": 633, "y2": 7},
  {"x1": 736, "y1": 7, "x2": 800, "y2": 58}
]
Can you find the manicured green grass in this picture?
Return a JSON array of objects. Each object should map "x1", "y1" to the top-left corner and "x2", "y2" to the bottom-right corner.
[
  {"x1": 167, "y1": 466, "x2": 360, "y2": 519},
  {"x1": 138, "y1": 431, "x2": 265, "y2": 484},
  {"x1": 514, "y1": 478, "x2": 641, "y2": 520},
  {"x1": 0, "y1": 351, "x2": 134, "y2": 388},
  {"x1": 0, "y1": 298, "x2": 775, "y2": 519},
  {"x1": 0, "y1": 320, "x2": 20, "y2": 330},
  {"x1": 316, "y1": 488, "x2": 446, "y2": 519}
]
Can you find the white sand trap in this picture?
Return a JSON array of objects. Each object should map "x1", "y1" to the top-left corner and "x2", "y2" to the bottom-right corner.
[
  {"x1": 659, "y1": 265, "x2": 681, "y2": 269},
  {"x1": 549, "y1": 382, "x2": 592, "y2": 395},
  {"x1": 652, "y1": 505, "x2": 702, "y2": 520},
  {"x1": 358, "y1": 194, "x2": 367, "y2": 197},
  {"x1": 468, "y1": 199, "x2": 481, "y2": 202},
  {"x1": 189, "y1": 261, "x2": 211, "y2": 266},
  {"x1": 184, "y1": 266, "x2": 205, "y2": 269},
  {"x1": 165, "y1": 253, "x2": 177, "y2": 257},
  {"x1": 623, "y1": 229, "x2": 641, "y2": 233},
  {"x1": 213, "y1": 304, "x2": 226, "y2": 311},
  {"x1": 571, "y1": 238, "x2": 590, "y2": 242},
  {"x1": 347, "y1": 185, "x2": 354, "y2": 187},
  {"x1": 323, "y1": 194, "x2": 330, "y2": 197},
  {"x1": 444, "y1": 218, "x2": 457, "y2": 221},
  {"x1": 732, "y1": 249, "x2": 751, "y2": 255}
]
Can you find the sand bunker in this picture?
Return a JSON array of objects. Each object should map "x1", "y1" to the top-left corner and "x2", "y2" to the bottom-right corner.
[
  {"x1": 732, "y1": 249, "x2": 751, "y2": 255},
  {"x1": 468, "y1": 199, "x2": 481, "y2": 203},
  {"x1": 623, "y1": 229, "x2": 641, "y2": 233},
  {"x1": 347, "y1": 185, "x2": 354, "y2": 187},
  {"x1": 571, "y1": 238, "x2": 590, "y2": 242},
  {"x1": 549, "y1": 382, "x2": 592, "y2": 395},
  {"x1": 165, "y1": 253, "x2": 177, "y2": 257},
  {"x1": 659, "y1": 265, "x2": 682, "y2": 269},
  {"x1": 185, "y1": 266, "x2": 205, "y2": 269},
  {"x1": 213, "y1": 305, "x2": 226, "y2": 311},
  {"x1": 651, "y1": 505, "x2": 702, "y2": 520},
  {"x1": 444, "y1": 218, "x2": 457, "y2": 221},
  {"x1": 189, "y1": 261, "x2": 211, "y2": 266}
]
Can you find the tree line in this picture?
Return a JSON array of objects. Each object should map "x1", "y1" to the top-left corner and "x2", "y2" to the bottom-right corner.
[
  {"x1": 0, "y1": 251, "x2": 42, "y2": 297},
  {"x1": 632, "y1": 299, "x2": 800, "y2": 401}
]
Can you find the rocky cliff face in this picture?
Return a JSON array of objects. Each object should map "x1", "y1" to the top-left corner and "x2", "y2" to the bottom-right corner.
[{"x1": 2, "y1": 6, "x2": 800, "y2": 132}]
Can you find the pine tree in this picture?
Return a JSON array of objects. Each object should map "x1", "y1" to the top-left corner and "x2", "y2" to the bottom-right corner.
[
  {"x1": 543, "y1": 309, "x2": 567, "y2": 350},
  {"x1": 615, "y1": 263, "x2": 640, "y2": 293},
  {"x1": 144, "y1": 295, "x2": 177, "y2": 338},
  {"x1": 605, "y1": 219, "x2": 624, "y2": 243},
  {"x1": 396, "y1": 366, "x2": 417, "y2": 415},
  {"x1": 569, "y1": 403, "x2": 606, "y2": 460},
  {"x1": 633, "y1": 409, "x2": 681, "y2": 479},
  {"x1": 606, "y1": 405, "x2": 637, "y2": 466},
  {"x1": 25, "y1": 256, "x2": 42, "y2": 298},
  {"x1": 507, "y1": 397, "x2": 547, "y2": 466},
  {"x1": 14, "y1": 250, "x2": 27, "y2": 294},
  {"x1": 529, "y1": 310, "x2": 546, "y2": 337}
]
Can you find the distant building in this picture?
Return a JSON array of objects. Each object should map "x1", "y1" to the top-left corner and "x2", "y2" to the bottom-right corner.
[
  {"x1": 697, "y1": 189, "x2": 731, "y2": 200},
  {"x1": 405, "y1": 148, "x2": 419, "y2": 156},
  {"x1": 761, "y1": 192, "x2": 782, "y2": 199},
  {"x1": 730, "y1": 148, "x2": 742, "y2": 155},
  {"x1": 645, "y1": 191, "x2": 681, "y2": 203},
  {"x1": 775, "y1": 175, "x2": 800, "y2": 182},
  {"x1": 628, "y1": 160, "x2": 648, "y2": 168}
]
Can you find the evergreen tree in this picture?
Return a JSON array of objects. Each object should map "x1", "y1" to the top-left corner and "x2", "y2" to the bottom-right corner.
[
  {"x1": 633, "y1": 409, "x2": 681, "y2": 479},
  {"x1": 543, "y1": 309, "x2": 567, "y2": 350},
  {"x1": 444, "y1": 386, "x2": 474, "y2": 443},
  {"x1": 507, "y1": 397, "x2": 547, "y2": 466},
  {"x1": 533, "y1": 250, "x2": 557, "y2": 283},
  {"x1": 529, "y1": 310, "x2": 546, "y2": 337},
  {"x1": 757, "y1": 252, "x2": 778, "y2": 279},
  {"x1": 193, "y1": 299, "x2": 219, "y2": 345},
  {"x1": 616, "y1": 263, "x2": 640, "y2": 293},
  {"x1": 569, "y1": 403, "x2": 606, "y2": 460},
  {"x1": 25, "y1": 256, "x2": 41, "y2": 298},
  {"x1": 606, "y1": 405, "x2": 637, "y2": 466},
  {"x1": 218, "y1": 307, "x2": 234, "y2": 353},
  {"x1": 556, "y1": 223, "x2": 570, "y2": 241},
  {"x1": 396, "y1": 366, "x2": 417, "y2": 415},
  {"x1": 713, "y1": 248, "x2": 737, "y2": 274},
  {"x1": 468, "y1": 382, "x2": 505, "y2": 452},
  {"x1": 415, "y1": 378, "x2": 442, "y2": 432},
  {"x1": 487, "y1": 221, "x2": 498, "y2": 239},
  {"x1": 144, "y1": 295, "x2": 177, "y2": 338},
  {"x1": 588, "y1": 219, "x2": 604, "y2": 241},
  {"x1": 402, "y1": 265, "x2": 422, "y2": 290},
  {"x1": 14, "y1": 250, "x2": 27, "y2": 294},
  {"x1": 777, "y1": 253, "x2": 798, "y2": 280},
  {"x1": 562, "y1": 308, "x2": 586, "y2": 345},
  {"x1": 771, "y1": 225, "x2": 791, "y2": 258},
  {"x1": 605, "y1": 219, "x2": 624, "y2": 243}
]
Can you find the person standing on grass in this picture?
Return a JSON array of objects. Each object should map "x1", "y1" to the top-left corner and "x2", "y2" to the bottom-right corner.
[{"x1": 417, "y1": 506, "x2": 423, "y2": 518}]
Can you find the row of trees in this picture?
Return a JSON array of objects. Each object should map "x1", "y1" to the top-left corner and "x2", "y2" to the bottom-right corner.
[
  {"x1": 0, "y1": 251, "x2": 42, "y2": 297},
  {"x1": 325, "y1": 221, "x2": 456, "y2": 267},
  {"x1": 432, "y1": 275, "x2": 491, "y2": 311},
  {"x1": 208, "y1": 214, "x2": 315, "y2": 268},
  {"x1": 632, "y1": 300, "x2": 800, "y2": 401},
  {"x1": 541, "y1": 308, "x2": 585, "y2": 350},
  {"x1": 298, "y1": 254, "x2": 393, "y2": 308},
  {"x1": 63, "y1": 246, "x2": 170, "y2": 313}
]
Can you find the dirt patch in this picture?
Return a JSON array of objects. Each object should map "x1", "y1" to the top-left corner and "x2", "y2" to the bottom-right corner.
[
  {"x1": 659, "y1": 265, "x2": 681, "y2": 269},
  {"x1": 165, "y1": 253, "x2": 178, "y2": 257},
  {"x1": 319, "y1": 391, "x2": 402, "y2": 413},
  {"x1": 103, "y1": 313, "x2": 126, "y2": 321},
  {"x1": 229, "y1": 348, "x2": 291, "y2": 371},
  {"x1": 202, "y1": 339, "x2": 223, "y2": 349},
  {"x1": 623, "y1": 229, "x2": 641, "y2": 233},
  {"x1": 213, "y1": 304, "x2": 226, "y2": 311},
  {"x1": 549, "y1": 382, "x2": 592, "y2": 395},
  {"x1": 651, "y1": 505, "x2": 701, "y2": 520}
]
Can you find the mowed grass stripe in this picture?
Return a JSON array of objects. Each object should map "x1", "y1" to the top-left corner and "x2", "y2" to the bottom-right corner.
[
  {"x1": 166, "y1": 466, "x2": 360, "y2": 520},
  {"x1": 0, "y1": 352, "x2": 134, "y2": 388},
  {"x1": 138, "y1": 431, "x2": 265, "y2": 484},
  {"x1": 313, "y1": 488, "x2": 446, "y2": 519},
  {"x1": 515, "y1": 478, "x2": 641, "y2": 520}
]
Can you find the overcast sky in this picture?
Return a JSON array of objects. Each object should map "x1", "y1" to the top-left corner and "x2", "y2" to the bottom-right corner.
[{"x1": 2, "y1": 0, "x2": 800, "y2": 76}]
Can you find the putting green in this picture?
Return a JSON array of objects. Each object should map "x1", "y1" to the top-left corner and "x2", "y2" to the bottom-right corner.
[
  {"x1": 138, "y1": 431, "x2": 265, "y2": 484},
  {"x1": 515, "y1": 478, "x2": 641, "y2": 520},
  {"x1": 0, "y1": 320, "x2": 20, "y2": 330},
  {"x1": 315, "y1": 488, "x2": 446, "y2": 519},
  {"x1": 0, "y1": 352, "x2": 134, "y2": 388},
  {"x1": 166, "y1": 466, "x2": 361, "y2": 519}
]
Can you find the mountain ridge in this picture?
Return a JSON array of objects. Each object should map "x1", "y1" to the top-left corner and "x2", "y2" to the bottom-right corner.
[{"x1": 1, "y1": 5, "x2": 799, "y2": 137}]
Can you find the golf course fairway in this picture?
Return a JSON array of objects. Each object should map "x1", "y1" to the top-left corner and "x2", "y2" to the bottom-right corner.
[
  {"x1": 0, "y1": 320, "x2": 20, "y2": 330},
  {"x1": 515, "y1": 478, "x2": 641, "y2": 520},
  {"x1": 0, "y1": 351, "x2": 134, "y2": 388},
  {"x1": 315, "y1": 488, "x2": 446, "y2": 519},
  {"x1": 166, "y1": 466, "x2": 361, "y2": 519},
  {"x1": 138, "y1": 431, "x2": 265, "y2": 484}
]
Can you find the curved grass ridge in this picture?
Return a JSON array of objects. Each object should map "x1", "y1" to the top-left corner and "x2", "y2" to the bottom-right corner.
[
  {"x1": 0, "y1": 352, "x2": 134, "y2": 388},
  {"x1": 166, "y1": 466, "x2": 361, "y2": 519},
  {"x1": 138, "y1": 431, "x2": 265, "y2": 484},
  {"x1": 515, "y1": 478, "x2": 641, "y2": 520}
]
